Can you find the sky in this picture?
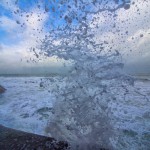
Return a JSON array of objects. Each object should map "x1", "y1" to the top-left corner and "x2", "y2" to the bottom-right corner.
[
  {"x1": 0, "y1": 0, "x2": 70, "y2": 75},
  {"x1": 0, "y1": 0, "x2": 150, "y2": 75}
]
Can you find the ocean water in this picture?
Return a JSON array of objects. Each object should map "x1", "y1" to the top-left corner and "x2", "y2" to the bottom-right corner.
[
  {"x1": 0, "y1": 76, "x2": 56, "y2": 134},
  {"x1": 0, "y1": 0, "x2": 150, "y2": 149},
  {"x1": 0, "y1": 76, "x2": 149, "y2": 149}
]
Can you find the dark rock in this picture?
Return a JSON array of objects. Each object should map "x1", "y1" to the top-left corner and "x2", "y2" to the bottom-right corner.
[
  {"x1": 0, "y1": 85, "x2": 6, "y2": 93},
  {"x1": 0, "y1": 125, "x2": 69, "y2": 150},
  {"x1": 40, "y1": 82, "x2": 44, "y2": 87}
]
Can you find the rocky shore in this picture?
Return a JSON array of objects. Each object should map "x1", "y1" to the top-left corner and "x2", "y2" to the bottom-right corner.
[
  {"x1": 0, "y1": 85, "x2": 6, "y2": 93},
  {"x1": 0, "y1": 125, "x2": 68, "y2": 150}
]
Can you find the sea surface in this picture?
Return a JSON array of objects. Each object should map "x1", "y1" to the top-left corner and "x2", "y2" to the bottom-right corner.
[{"x1": 0, "y1": 76, "x2": 150, "y2": 149}]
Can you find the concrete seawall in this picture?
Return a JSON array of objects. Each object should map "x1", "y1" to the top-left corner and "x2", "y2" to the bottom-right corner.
[{"x1": 0, "y1": 125, "x2": 68, "y2": 150}]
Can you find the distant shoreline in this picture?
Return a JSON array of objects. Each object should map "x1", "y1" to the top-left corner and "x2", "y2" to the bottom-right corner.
[
  {"x1": 0, "y1": 74, "x2": 150, "y2": 78},
  {"x1": 0, "y1": 74, "x2": 62, "y2": 77}
]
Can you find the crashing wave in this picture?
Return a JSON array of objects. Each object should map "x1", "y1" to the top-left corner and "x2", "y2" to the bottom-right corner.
[
  {"x1": 35, "y1": 1, "x2": 137, "y2": 149},
  {"x1": 12, "y1": 0, "x2": 149, "y2": 149}
]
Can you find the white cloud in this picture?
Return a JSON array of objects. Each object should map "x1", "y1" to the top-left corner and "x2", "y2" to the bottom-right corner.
[
  {"x1": 88, "y1": 0, "x2": 150, "y2": 74},
  {"x1": 0, "y1": 0, "x2": 150, "y2": 74},
  {"x1": 0, "y1": 16, "x2": 18, "y2": 31},
  {"x1": 0, "y1": 6, "x2": 56, "y2": 71},
  {"x1": 0, "y1": 0, "x2": 18, "y2": 11}
]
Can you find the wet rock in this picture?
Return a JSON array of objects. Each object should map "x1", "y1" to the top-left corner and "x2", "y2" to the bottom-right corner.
[
  {"x1": 0, "y1": 85, "x2": 6, "y2": 93},
  {"x1": 40, "y1": 82, "x2": 44, "y2": 87},
  {"x1": 0, "y1": 125, "x2": 69, "y2": 150}
]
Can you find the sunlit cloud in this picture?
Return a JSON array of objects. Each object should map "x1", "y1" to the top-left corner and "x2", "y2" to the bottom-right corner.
[
  {"x1": 0, "y1": 4, "x2": 65, "y2": 74},
  {"x1": 0, "y1": 0, "x2": 150, "y2": 75}
]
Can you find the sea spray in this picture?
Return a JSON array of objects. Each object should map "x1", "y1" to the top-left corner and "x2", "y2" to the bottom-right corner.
[
  {"x1": 34, "y1": 1, "x2": 136, "y2": 149},
  {"x1": 8, "y1": 0, "x2": 150, "y2": 149},
  {"x1": 44, "y1": 52, "x2": 134, "y2": 149}
]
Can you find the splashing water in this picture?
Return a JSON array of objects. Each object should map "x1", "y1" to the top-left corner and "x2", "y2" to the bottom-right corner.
[
  {"x1": 25, "y1": 1, "x2": 132, "y2": 149},
  {"x1": 3, "y1": 0, "x2": 150, "y2": 149},
  {"x1": 33, "y1": 0, "x2": 150, "y2": 149},
  {"x1": 39, "y1": 29, "x2": 132, "y2": 149}
]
